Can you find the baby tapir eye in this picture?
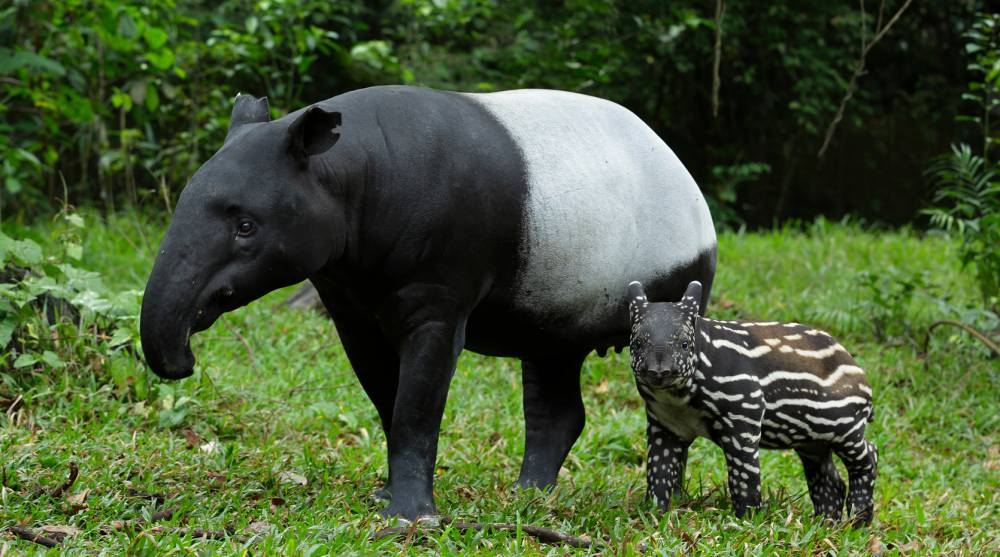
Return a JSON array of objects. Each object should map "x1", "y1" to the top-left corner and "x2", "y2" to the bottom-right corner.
[{"x1": 681, "y1": 341, "x2": 690, "y2": 351}]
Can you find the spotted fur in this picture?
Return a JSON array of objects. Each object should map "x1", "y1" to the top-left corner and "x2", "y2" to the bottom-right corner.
[{"x1": 627, "y1": 280, "x2": 877, "y2": 524}]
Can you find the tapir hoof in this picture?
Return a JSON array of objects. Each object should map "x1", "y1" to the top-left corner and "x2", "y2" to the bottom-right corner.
[
  {"x1": 514, "y1": 476, "x2": 557, "y2": 491},
  {"x1": 379, "y1": 496, "x2": 438, "y2": 521},
  {"x1": 515, "y1": 465, "x2": 560, "y2": 491}
]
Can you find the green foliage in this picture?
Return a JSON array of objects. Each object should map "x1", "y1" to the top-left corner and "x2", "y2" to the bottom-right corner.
[
  {"x1": 0, "y1": 212, "x2": 145, "y2": 399},
  {"x1": 0, "y1": 0, "x2": 376, "y2": 217},
  {"x1": 924, "y1": 145, "x2": 1000, "y2": 308},
  {"x1": 924, "y1": 12, "x2": 1000, "y2": 310},
  {"x1": 0, "y1": 0, "x2": 981, "y2": 227},
  {"x1": 706, "y1": 162, "x2": 771, "y2": 229}
]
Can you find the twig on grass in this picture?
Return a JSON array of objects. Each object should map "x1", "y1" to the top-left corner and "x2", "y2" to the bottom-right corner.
[
  {"x1": 101, "y1": 507, "x2": 176, "y2": 532},
  {"x1": 222, "y1": 318, "x2": 258, "y2": 372},
  {"x1": 922, "y1": 319, "x2": 1000, "y2": 370},
  {"x1": 373, "y1": 517, "x2": 594, "y2": 548},
  {"x1": 126, "y1": 489, "x2": 168, "y2": 506},
  {"x1": 101, "y1": 508, "x2": 249, "y2": 542},
  {"x1": 1, "y1": 394, "x2": 23, "y2": 415},
  {"x1": 145, "y1": 526, "x2": 247, "y2": 543},
  {"x1": 6, "y1": 526, "x2": 60, "y2": 548},
  {"x1": 49, "y1": 462, "x2": 79, "y2": 499}
]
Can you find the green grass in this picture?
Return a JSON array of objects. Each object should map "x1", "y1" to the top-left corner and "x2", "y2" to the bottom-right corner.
[{"x1": 2, "y1": 213, "x2": 998, "y2": 555}]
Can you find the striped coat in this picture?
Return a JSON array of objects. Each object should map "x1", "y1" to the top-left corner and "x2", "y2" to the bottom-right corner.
[{"x1": 627, "y1": 280, "x2": 877, "y2": 524}]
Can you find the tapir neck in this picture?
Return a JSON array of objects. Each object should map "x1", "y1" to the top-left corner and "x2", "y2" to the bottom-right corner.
[{"x1": 304, "y1": 129, "x2": 372, "y2": 278}]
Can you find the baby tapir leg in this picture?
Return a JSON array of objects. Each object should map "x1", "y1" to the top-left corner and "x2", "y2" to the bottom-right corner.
[
  {"x1": 646, "y1": 420, "x2": 691, "y2": 510},
  {"x1": 835, "y1": 436, "x2": 878, "y2": 525},
  {"x1": 517, "y1": 352, "x2": 587, "y2": 489},
  {"x1": 720, "y1": 433, "x2": 762, "y2": 517},
  {"x1": 796, "y1": 448, "x2": 846, "y2": 521}
]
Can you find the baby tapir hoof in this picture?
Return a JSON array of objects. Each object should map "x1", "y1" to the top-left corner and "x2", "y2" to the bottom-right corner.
[{"x1": 627, "y1": 280, "x2": 878, "y2": 525}]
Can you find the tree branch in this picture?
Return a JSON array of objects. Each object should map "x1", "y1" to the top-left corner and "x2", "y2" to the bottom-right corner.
[
  {"x1": 817, "y1": 0, "x2": 914, "y2": 158},
  {"x1": 373, "y1": 518, "x2": 594, "y2": 548},
  {"x1": 712, "y1": 0, "x2": 726, "y2": 119}
]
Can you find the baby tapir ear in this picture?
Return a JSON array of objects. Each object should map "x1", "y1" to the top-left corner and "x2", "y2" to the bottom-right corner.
[
  {"x1": 679, "y1": 280, "x2": 702, "y2": 314},
  {"x1": 287, "y1": 105, "x2": 342, "y2": 166},
  {"x1": 226, "y1": 94, "x2": 270, "y2": 141},
  {"x1": 627, "y1": 281, "x2": 648, "y2": 323}
]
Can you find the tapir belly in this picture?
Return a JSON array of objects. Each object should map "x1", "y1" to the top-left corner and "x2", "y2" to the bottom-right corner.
[{"x1": 467, "y1": 90, "x2": 716, "y2": 347}]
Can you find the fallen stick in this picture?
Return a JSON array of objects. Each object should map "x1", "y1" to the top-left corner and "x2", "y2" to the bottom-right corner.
[
  {"x1": 50, "y1": 462, "x2": 79, "y2": 499},
  {"x1": 101, "y1": 509, "x2": 248, "y2": 543},
  {"x1": 923, "y1": 319, "x2": 1000, "y2": 370},
  {"x1": 6, "y1": 525, "x2": 60, "y2": 548},
  {"x1": 373, "y1": 518, "x2": 594, "y2": 548},
  {"x1": 125, "y1": 488, "x2": 168, "y2": 506},
  {"x1": 102, "y1": 507, "x2": 176, "y2": 532},
  {"x1": 223, "y1": 319, "x2": 258, "y2": 372},
  {"x1": 145, "y1": 526, "x2": 247, "y2": 543}
]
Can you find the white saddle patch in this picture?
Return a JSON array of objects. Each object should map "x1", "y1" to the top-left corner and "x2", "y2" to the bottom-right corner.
[{"x1": 468, "y1": 90, "x2": 715, "y2": 331}]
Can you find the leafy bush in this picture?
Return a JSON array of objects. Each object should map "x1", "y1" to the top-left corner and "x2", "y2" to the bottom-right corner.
[
  {"x1": 0, "y1": 0, "x2": 379, "y2": 217},
  {"x1": 0, "y1": 213, "x2": 146, "y2": 399},
  {"x1": 810, "y1": 266, "x2": 935, "y2": 344},
  {"x1": 924, "y1": 12, "x2": 1000, "y2": 311},
  {"x1": 924, "y1": 145, "x2": 1000, "y2": 309}
]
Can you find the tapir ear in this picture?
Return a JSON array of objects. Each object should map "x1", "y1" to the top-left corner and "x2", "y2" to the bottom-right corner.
[
  {"x1": 287, "y1": 105, "x2": 341, "y2": 166},
  {"x1": 679, "y1": 280, "x2": 702, "y2": 314},
  {"x1": 227, "y1": 94, "x2": 270, "y2": 141},
  {"x1": 627, "y1": 281, "x2": 648, "y2": 323}
]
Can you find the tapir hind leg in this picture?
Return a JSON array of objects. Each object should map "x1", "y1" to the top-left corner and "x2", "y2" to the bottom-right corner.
[{"x1": 517, "y1": 352, "x2": 587, "y2": 489}]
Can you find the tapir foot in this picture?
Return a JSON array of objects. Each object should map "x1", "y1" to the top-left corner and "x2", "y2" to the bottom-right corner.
[
  {"x1": 379, "y1": 492, "x2": 438, "y2": 521},
  {"x1": 373, "y1": 484, "x2": 391, "y2": 501},
  {"x1": 515, "y1": 465, "x2": 559, "y2": 491}
]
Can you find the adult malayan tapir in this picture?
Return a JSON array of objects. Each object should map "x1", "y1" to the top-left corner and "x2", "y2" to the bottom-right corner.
[{"x1": 140, "y1": 85, "x2": 717, "y2": 519}]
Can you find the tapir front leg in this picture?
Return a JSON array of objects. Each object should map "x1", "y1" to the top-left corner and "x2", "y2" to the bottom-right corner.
[
  {"x1": 312, "y1": 281, "x2": 399, "y2": 438},
  {"x1": 380, "y1": 284, "x2": 469, "y2": 520},
  {"x1": 311, "y1": 280, "x2": 400, "y2": 501},
  {"x1": 645, "y1": 420, "x2": 691, "y2": 510}
]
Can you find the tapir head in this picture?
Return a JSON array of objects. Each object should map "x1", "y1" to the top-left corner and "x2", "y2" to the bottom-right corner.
[
  {"x1": 627, "y1": 280, "x2": 702, "y2": 390},
  {"x1": 141, "y1": 95, "x2": 343, "y2": 379}
]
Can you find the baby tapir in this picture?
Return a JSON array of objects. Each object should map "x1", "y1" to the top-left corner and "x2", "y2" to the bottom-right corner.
[{"x1": 627, "y1": 280, "x2": 877, "y2": 524}]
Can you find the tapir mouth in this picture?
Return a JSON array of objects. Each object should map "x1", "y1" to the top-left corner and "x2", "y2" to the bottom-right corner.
[
  {"x1": 147, "y1": 333, "x2": 196, "y2": 380},
  {"x1": 191, "y1": 304, "x2": 223, "y2": 334},
  {"x1": 641, "y1": 373, "x2": 685, "y2": 390}
]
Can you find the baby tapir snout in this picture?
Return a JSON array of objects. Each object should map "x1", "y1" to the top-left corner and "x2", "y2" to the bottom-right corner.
[{"x1": 642, "y1": 345, "x2": 679, "y2": 377}]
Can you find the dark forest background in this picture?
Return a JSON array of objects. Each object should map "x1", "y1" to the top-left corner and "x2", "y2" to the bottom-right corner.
[{"x1": 0, "y1": 0, "x2": 991, "y2": 228}]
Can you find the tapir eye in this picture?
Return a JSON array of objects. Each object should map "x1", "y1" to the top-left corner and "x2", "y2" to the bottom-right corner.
[
  {"x1": 236, "y1": 220, "x2": 256, "y2": 237},
  {"x1": 681, "y1": 341, "x2": 690, "y2": 351}
]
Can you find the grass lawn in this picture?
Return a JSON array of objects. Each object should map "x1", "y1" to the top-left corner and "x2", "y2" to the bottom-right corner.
[{"x1": 1, "y1": 213, "x2": 998, "y2": 555}]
